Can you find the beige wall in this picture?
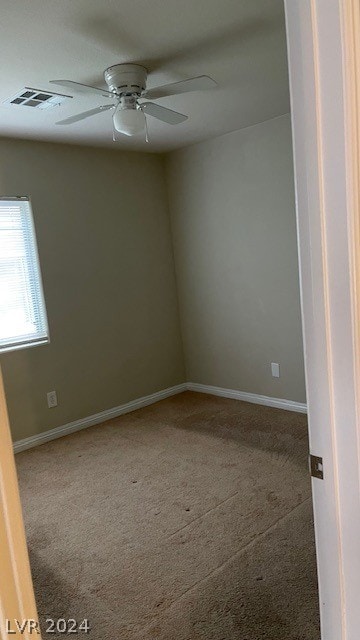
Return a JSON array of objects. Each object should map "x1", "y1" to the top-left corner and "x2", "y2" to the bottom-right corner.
[
  {"x1": 0, "y1": 115, "x2": 305, "y2": 442},
  {"x1": 166, "y1": 114, "x2": 306, "y2": 402},
  {"x1": 0, "y1": 138, "x2": 185, "y2": 441}
]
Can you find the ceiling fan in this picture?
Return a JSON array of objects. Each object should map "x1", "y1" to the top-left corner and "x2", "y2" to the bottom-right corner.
[{"x1": 50, "y1": 64, "x2": 217, "y2": 138}]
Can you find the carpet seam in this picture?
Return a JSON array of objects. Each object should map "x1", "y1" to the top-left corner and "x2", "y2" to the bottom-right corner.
[
  {"x1": 113, "y1": 432, "x2": 311, "y2": 539},
  {"x1": 167, "y1": 482, "x2": 310, "y2": 539},
  {"x1": 167, "y1": 489, "x2": 243, "y2": 538},
  {"x1": 136, "y1": 496, "x2": 312, "y2": 634}
]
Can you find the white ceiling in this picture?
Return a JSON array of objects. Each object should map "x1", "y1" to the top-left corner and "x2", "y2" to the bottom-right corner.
[{"x1": 0, "y1": 0, "x2": 290, "y2": 152}]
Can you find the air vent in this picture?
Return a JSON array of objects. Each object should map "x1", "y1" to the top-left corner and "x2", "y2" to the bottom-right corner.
[{"x1": 3, "y1": 87, "x2": 72, "y2": 110}]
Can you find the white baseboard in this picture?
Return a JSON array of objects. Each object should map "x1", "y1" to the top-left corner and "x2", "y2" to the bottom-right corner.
[
  {"x1": 185, "y1": 382, "x2": 307, "y2": 414},
  {"x1": 13, "y1": 383, "x2": 187, "y2": 454},
  {"x1": 13, "y1": 381, "x2": 306, "y2": 454}
]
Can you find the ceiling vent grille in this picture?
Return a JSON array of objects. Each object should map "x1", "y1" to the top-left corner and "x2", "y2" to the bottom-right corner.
[{"x1": 3, "y1": 88, "x2": 71, "y2": 110}]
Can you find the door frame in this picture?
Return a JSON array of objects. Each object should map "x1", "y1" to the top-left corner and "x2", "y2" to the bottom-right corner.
[
  {"x1": 285, "y1": 0, "x2": 360, "y2": 637},
  {"x1": 0, "y1": 367, "x2": 41, "y2": 640}
]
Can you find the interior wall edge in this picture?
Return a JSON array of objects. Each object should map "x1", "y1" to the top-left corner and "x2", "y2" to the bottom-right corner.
[
  {"x1": 165, "y1": 114, "x2": 306, "y2": 404},
  {"x1": 13, "y1": 383, "x2": 188, "y2": 454},
  {"x1": 166, "y1": 111, "x2": 292, "y2": 156},
  {"x1": 0, "y1": 133, "x2": 161, "y2": 157},
  {"x1": 186, "y1": 382, "x2": 307, "y2": 413},
  {"x1": 0, "y1": 136, "x2": 185, "y2": 441},
  {"x1": 161, "y1": 153, "x2": 189, "y2": 380},
  {"x1": 13, "y1": 382, "x2": 307, "y2": 455}
]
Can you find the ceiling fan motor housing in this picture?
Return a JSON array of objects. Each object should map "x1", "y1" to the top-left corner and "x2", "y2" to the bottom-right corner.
[
  {"x1": 52, "y1": 69, "x2": 215, "y2": 130},
  {"x1": 104, "y1": 64, "x2": 147, "y2": 96}
]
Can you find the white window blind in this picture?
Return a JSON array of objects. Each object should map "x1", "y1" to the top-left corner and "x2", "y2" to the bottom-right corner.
[{"x1": 0, "y1": 197, "x2": 49, "y2": 353}]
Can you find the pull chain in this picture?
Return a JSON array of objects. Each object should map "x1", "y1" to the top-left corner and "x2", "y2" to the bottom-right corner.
[{"x1": 144, "y1": 112, "x2": 149, "y2": 143}]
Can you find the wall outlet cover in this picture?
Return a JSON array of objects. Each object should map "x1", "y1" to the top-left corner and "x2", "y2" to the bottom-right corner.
[
  {"x1": 47, "y1": 390, "x2": 58, "y2": 408},
  {"x1": 271, "y1": 362, "x2": 280, "y2": 378}
]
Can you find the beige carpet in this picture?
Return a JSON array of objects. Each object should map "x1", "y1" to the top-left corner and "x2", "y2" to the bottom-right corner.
[{"x1": 16, "y1": 391, "x2": 320, "y2": 639}]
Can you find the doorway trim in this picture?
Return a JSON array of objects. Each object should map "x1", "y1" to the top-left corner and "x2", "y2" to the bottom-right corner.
[
  {"x1": 0, "y1": 368, "x2": 41, "y2": 640},
  {"x1": 285, "y1": 0, "x2": 360, "y2": 637}
]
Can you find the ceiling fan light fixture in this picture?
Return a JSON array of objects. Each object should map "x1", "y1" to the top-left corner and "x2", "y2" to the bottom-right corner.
[
  {"x1": 52, "y1": 65, "x2": 216, "y2": 135},
  {"x1": 113, "y1": 106, "x2": 146, "y2": 137}
]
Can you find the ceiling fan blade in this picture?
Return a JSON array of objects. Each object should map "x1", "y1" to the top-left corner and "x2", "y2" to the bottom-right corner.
[
  {"x1": 56, "y1": 104, "x2": 115, "y2": 125},
  {"x1": 141, "y1": 102, "x2": 188, "y2": 125},
  {"x1": 142, "y1": 75, "x2": 216, "y2": 100},
  {"x1": 50, "y1": 80, "x2": 115, "y2": 99}
]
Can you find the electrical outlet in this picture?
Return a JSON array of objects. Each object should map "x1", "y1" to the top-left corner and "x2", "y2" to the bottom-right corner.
[
  {"x1": 271, "y1": 362, "x2": 280, "y2": 378},
  {"x1": 47, "y1": 390, "x2": 58, "y2": 408}
]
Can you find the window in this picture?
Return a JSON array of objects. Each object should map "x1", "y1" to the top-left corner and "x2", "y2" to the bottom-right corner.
[{"x1": 0, "y1": 197, "x2": 49, "y2": 353}]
